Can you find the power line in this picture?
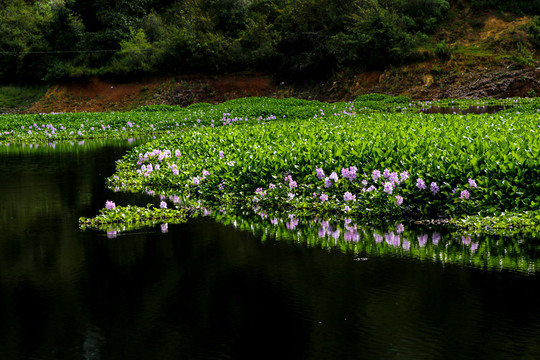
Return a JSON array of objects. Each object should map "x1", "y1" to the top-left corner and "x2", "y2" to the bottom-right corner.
[{"x1": 0, "y1": 48, "x2": 158, "y2": 55}]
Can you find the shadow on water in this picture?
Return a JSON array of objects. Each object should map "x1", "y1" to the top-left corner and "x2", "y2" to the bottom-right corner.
[
  {"x1": 419, "y1": 105, "x2": 510, "y2": 115},
  {"x1": 2, "y1": 139, "x2": 540, "y2": 360}
]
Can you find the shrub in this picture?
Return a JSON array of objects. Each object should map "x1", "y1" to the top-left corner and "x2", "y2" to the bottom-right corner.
[{"x1": 434, "y1": 40, "x2": 452, "y2": 61}]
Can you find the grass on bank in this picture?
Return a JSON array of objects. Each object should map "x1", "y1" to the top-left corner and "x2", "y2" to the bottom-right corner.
[{"x1": 0, "y1": 86, "x2": 47, "y2": 112}]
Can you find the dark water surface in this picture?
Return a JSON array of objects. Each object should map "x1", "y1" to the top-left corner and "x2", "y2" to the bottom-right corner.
[{"x1": 2, "y1": 141, "x2": 540, "y2": 360}]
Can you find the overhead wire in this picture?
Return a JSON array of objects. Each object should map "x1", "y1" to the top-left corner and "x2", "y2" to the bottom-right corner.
[{"x1": 0, "y1": 48, "x2": 158, "y2": 55}]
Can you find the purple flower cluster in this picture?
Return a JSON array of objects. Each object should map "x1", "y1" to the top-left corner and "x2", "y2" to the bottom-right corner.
[
  {"x1": 343, "y1": 192, "x2": 356, "y2": 201},
  {"x1": 341, "y1": 166, "x2": 357, "y2": 181},
  {"x1": 255, "y1": 187, "x2": 267, "y2": 197},
  {"x1": 430, "y1": 182, "x2": 439, "y2": 195},
  {"x1": 284, "y1": 175, "x2": 297, "y2": 190}
]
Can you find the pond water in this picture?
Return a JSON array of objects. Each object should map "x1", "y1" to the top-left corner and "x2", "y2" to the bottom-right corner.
[{"x1": 2, "y1": 140, "x2": 540, "y2": 360}]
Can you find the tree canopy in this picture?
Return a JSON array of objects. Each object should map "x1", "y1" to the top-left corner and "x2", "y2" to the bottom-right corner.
[{"x1": 0, "y1": 0, "x2": 537, "y2": 84}]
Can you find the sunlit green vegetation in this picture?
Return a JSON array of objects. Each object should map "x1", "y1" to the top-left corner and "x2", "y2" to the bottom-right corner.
[
  {"x1": 79, "y1": 203, "x2": 188, "y2": 234},
  {"x1": 2, "y1": 95, "x2": 539, "y2": 231},
  {"x1": 98, "y1": 97, "x2": 540, "y2": 225}
]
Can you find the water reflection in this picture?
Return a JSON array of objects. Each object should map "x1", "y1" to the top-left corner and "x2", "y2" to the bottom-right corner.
[
  {"x1": 202, "y1": 208, "x2": 540, "y2": 274},
  {"x1": 0, "y1": 137, "x2": 149, "y2": 153}
]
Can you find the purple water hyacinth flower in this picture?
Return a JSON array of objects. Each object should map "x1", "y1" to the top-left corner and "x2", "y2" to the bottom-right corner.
[
  {"x1": 320, "y1": 193, "x2": 328, "y2": 202},
  {"x1": 384, "y1": 233, "x2": 396, "y2": 246},
  {"x1": 316, "y1": 168, "x2": 325, "y2": 180},
  {"x1": 341, "y1": 167, "x2": 350, "y2": 179},
  {"x1": 172, "y1": 168, "x2": 179, "y2": 176},
  {"x1": 289, "y1": 180, "x2": 297, "y2": 190},
  {"x1": 344, "y1": 205, "x2": 351, "y2": 212},
  {"x1": 219, "y1": 151, "x2": 224, "y2": 158},
  {"x1": 432, "y1": 232, "x2": 441, "y2": 245},
  {"x1": 395, "y1": 195, "x2": 403, "y2": 205},
  {"x1": 202, "y1": 170, "x2": 210, "y2": 177},
  {"x1": 402, "y1": 239, "x2": 411, "y2": 251},
  {"x1": 349, "y1": 166, "x2": 357, "y2": 180},
  {"x1": 160, "y1": 201, "x2": 167, "y2": 209},
  {"x1": 329, "y1": 172, "x2": 339, "y2": 182},
  {"x1": 383, "y1": 168, "x2": 391, "y2": 179},
  {"x1": 460, "y1": 190, "x2": 470, "y2": 200},
  {"x1": 175, "y1": 150, "x2": 181, "y2": 157},
  {"x1": 288, "y1": 192, "x2": 295, "y2": 200},
  {"x1": 193, "y1": 177, "x2": 200, "y2": 185},
  {"x1": 389, "y1": 172, "x2": 400, "y2": 184},
  {"x1": 105, "y1": 201, "x2": 116, "y2": 210},
  {"x1": 344, "y1": 192, "x2": 355, "y2": 201},
  {"x1": 383, "y1": 182, "x2": 393, "y2": 194},
  {"x1": 161, "y1": 223, "x2": 168, "y2": 233},
  {"x1": 468, "y1": 178, "x2": 477, "y2": 188},
  {"x1": 430, "y1": 182, "x2": 439, "y2": 194},
  {"x1": 418, "y1": 234, "x2": 428, "y2": 247},
  {"x1": 325, "y1": 177, "x2": 332, "y2": 188},
  {"x1": 417, "y1": 178, "x2": 426, "y2": 190},
  {"x1": 286, "y1": 217, "x2": 299, "y2": 230},
  {"x1": 344, "y1": 229, "x2": 359, "y2": 242},
  {"x1": 366, "y1": 185, "x2": 377, "y2": 192},
  {"x1": 269, "y1": 183, "x2": 276, "y2": 189},
  {"x1": 372, "y1": 169, "x2": 381, "y2": 182},
  {"x1": 400, "y1": 171, "x2": 409, "y2": 182},
  {"x1": 362, "y1": 179, "x2": 368, "y2": 186},
  {"x1": 218, "y1": 183, "x2": 225, "y2": 191}
]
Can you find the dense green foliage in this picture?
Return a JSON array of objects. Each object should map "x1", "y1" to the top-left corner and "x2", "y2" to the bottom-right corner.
[
  {"x1": 79, "y1": 203, "x2": 188, "y2": 233},
  {"x1": 4, "y1": 96, "x2": 540, "y2": 231},
  {"x1": 0, "y1": 0, "x2": 453, "y2": 83},
  {"x1": 94, "y1": 97, "x2": 540, "y2": 223}
]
